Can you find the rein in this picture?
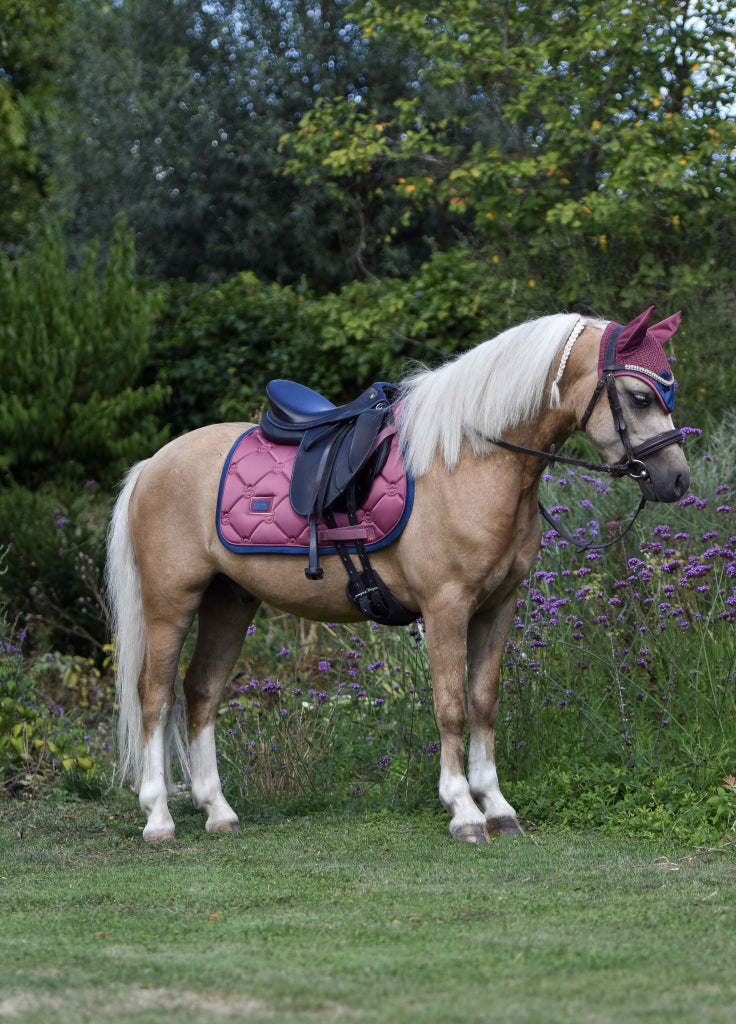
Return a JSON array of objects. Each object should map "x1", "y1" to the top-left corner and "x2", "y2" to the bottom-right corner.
[
  {"x1": 481, "y1": 322, "x2": 686, "y2": 553},
  {"x1": 485, "y1": 433, "x2": 651, "y2": 553}
]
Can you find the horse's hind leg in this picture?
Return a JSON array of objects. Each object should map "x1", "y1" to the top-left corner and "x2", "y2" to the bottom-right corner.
[
  {"x1": 183, "y1": 575, "x2": 260, "y2": 833},
  {"x1": 138, "y1": 606, "x2": 199, "y2": 842}
]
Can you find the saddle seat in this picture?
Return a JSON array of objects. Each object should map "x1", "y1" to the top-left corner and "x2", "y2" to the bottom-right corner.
[
  {"x1": 262, "y1": 380, "x2": 393, "y2": 439},
  {"x1": 266, "y1": 379, "x2": 336, "y2": 423},
  {"x1": 260, "y1": 380, "x2": 400, "y2": 581}
]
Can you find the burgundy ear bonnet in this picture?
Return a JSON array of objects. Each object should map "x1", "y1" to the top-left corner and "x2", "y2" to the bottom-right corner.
[{"x1": 598, "y1": 306, "x2": 680, "y2": 411}]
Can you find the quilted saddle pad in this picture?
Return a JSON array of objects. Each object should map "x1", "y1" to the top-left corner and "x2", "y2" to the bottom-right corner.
[{"x1": 216, "y1": 427, "x2": 413, "y2": 555}]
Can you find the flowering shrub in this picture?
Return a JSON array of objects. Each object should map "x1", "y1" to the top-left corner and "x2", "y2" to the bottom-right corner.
[
  {"x1": 215, "y1": 619, "x2": 437, "y2": 813},
  {"x1": 211, "y1": 424, "x2": 736, "y2": 839},
  {"x1": 495, "y1": 430, "x2": 736, "y2": 837}
]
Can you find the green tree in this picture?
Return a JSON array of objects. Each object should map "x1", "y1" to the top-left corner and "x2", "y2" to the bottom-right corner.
[
  {"x1": 0, "y1": 0, "x2": 70, "y2": 251},
  {"x1": 278, "y1": 0, "x2": 736, "y2": 426},
  {"x1": 49, "y1": 0, "x2": 428, "y2": 287},
  {"x1": 0, "y1": 222, "x2": 169, "y2": 489},
  {"x1": 284, "y1": 0, "x2": 736, "y2": 303}
]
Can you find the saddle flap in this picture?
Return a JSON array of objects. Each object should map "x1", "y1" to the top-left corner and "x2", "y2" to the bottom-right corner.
[
  {"x1": 289, "y1": 422, "x2": 351, "y2": 517},
  {"x1": 289, "y1": 408, "x2": 392, "y2": 518},
  {"x1": 347, "y1": 408, "x2": 386, "y2": 476}
]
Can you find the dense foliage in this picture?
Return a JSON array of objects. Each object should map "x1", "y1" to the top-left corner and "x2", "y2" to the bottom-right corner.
[
  {"x1": 0, "y1": 223, "x2": 167, "y2": 653},
  {"x1": 3, "y1": 421, "x2": 736, "y2": 838},
  {"x1": 1, "y1": 2, "x2": 736, "y2": 831}
]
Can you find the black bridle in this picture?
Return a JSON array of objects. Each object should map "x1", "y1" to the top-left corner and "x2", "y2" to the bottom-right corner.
[{"x1": 484, "y1": 324, "x2": 685, "y2": 552}]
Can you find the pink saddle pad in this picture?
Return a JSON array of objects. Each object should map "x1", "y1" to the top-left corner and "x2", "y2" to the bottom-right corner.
[{"x1": 216, "y1": 427, "x2": 413, "y2": 554}]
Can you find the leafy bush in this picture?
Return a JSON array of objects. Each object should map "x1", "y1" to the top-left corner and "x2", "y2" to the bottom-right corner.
[
  {"x1": 0, "y1": 221, "x2": 169, "y2": 489},
  {"x1": 150, "y1": 246, "x2": 735, "y2": 439},
  {"x1": 0, "y1": 480, "x2": 108, "y2": 655},
  {"x1": 148, "y1": 251, "x2": 541, "y2": 434},
  {"x1": 0, "y1": 550, "x2": 101, "y2": 796}
]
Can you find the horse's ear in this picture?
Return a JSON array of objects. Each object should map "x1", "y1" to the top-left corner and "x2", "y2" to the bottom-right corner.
[
  {"x1": 647, "y1": 310, "x2": 681, "y2": 347},
  {"x1": 616, "y1": 306, "x2": 655, "y2": 357}
]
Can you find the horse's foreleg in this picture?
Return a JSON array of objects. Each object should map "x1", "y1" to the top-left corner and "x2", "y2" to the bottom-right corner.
[
  {"x1": 467, "y1": 600, "x2": 523, "y2": 836},
  {"x1": 424, "y1": 606, "x2": 490, "y2": 844},
  {"x1": 183, "y1": 576, "x2": 260, "y2": 833}
]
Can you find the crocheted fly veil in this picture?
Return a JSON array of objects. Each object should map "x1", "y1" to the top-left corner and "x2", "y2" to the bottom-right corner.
[{"x1": 598, "y1": 306, "x2": 680, "y2": 411}]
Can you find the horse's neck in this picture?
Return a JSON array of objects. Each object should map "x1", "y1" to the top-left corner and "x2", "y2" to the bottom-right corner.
[{"x1": 491, "y1": 404, "x2": 579, "y2": 489}]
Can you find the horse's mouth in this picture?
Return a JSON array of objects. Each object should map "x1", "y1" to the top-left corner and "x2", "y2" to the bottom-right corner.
[{"x1": 636, "y1": 459, "x2": 690, "y2": 503}]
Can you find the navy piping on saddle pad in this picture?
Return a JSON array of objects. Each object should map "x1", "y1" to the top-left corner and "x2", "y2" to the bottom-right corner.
[{"x1": 214, "y1": 427, "x2": 415, "y2": 557}]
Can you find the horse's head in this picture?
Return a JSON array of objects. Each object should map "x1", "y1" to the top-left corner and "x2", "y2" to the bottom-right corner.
[{"x1": 566, "y1": 307, "x2": 690, "y2": 502}]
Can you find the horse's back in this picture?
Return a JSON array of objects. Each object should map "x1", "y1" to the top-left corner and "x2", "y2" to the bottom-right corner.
[
  {"x1": 126, "y1": 422, "x2": 395, "y2": 620},
  {"x1": 127, "y1": 423, "x2": 255, "y2": 582}
]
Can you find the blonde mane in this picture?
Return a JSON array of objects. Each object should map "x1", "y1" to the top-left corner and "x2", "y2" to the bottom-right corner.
[{"x1": 398, "y1": 313, "x2": 606, "y2": 477}]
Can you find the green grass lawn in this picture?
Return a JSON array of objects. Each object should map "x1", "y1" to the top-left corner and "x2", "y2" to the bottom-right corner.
[{"x1": 2, "y1": 796, "x2": 735, "y2": 1024}]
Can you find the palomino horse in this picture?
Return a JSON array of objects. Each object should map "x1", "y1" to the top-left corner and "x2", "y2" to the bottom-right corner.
[{"x1": 107, "y1": 307, "x2": 690, "y2": 842}]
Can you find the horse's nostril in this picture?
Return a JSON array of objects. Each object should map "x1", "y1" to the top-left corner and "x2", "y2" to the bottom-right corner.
[{"x1": 674, "y1": 473, "x2": 689, "y2": 500}]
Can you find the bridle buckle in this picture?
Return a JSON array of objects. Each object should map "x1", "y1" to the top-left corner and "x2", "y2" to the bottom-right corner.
[{"x1": 626, "y1": 459, "x2": 649, "y2": 481}]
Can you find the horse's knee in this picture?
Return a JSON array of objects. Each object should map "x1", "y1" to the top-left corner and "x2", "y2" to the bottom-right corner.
[{"x1": 434, "y1": 690, "x2": 467, "y2": 737}]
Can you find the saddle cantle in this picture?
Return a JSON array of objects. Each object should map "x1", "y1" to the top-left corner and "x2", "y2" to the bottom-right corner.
[{"x1": 253, "y1": 379, "x2": 416, "y2": 626}]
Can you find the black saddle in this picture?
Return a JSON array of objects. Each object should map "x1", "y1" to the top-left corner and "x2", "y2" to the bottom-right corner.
[
  {"x1": 258, "y1": 380, "x2": 416, "y2": 627},
  {"x1": 261, "y1": 380, "x2": 398, "y2": 578}
]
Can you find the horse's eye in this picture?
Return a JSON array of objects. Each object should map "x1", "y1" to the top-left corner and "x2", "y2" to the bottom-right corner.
[{"x1": 630, "y1": 391, "x2": 651, "y2": 408}]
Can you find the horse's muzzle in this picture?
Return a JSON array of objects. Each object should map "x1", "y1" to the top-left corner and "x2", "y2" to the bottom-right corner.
[{"x1": 635, "y1": 451, "x2": 690, "y2": 503}]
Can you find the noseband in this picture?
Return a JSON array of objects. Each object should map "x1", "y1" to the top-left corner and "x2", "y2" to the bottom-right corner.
[{"x1": 484, "y1": 321, "x2": 686, "y2": 552}]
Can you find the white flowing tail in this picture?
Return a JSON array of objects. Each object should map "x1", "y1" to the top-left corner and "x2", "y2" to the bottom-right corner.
[
  {"x1": 105, "y1": 462, "x2": 189, "y2": 790},
  {"x1": 105, "y1": 462, "x2": 148, "y2": 788}
]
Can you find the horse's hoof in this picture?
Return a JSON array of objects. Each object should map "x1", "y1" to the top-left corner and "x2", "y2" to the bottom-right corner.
[
  {"x1": 487, "y1": 816, "x2": 524, "y2": 837},
  {"x1": 450, "y1": 822, "x2": 492, "y2": 844},
  {"x1": 207, "y1": 819, "x2": 241, "y2": 834},
  {"x1": 142, "y1": 827, "x2": 176, "y2": 843}
]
